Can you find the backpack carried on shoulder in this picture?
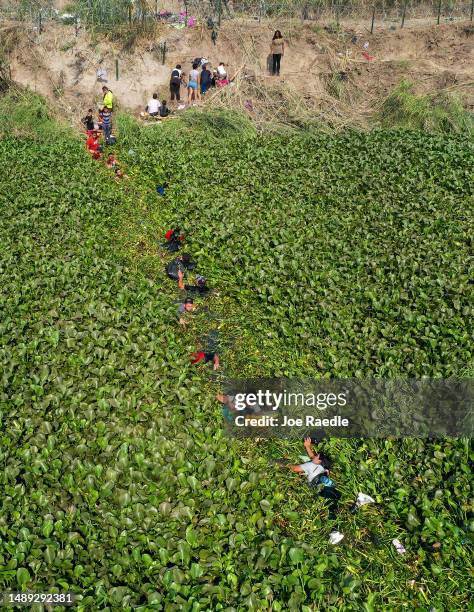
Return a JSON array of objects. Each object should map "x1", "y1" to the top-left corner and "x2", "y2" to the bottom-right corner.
[
  {"x1": 165, "y1": 259, "x2": 183, "y2": 280},
  {"x1": 165, "y1": 257, "x2": 196, "y2": 280},
  {"x1": 170, "y1": 69, "x2": 181, "y2": 86}
]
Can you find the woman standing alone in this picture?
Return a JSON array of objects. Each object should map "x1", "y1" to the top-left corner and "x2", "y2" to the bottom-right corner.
[{"x1": 270, "y1": 30, "x2": 285, "y2": 76}]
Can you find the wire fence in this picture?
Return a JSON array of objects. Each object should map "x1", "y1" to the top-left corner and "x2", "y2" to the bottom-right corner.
[
  {"x1": 237, "y1": 0, "x2": 474, "y2": 26},
  {"x1": 0, "y1": 0, "x2": 473, "y2": 33}
]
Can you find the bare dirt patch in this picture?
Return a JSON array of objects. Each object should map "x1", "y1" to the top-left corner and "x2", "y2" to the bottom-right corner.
[{"x1": 3, "y1": 18, "x2": 473, "y2": 125}]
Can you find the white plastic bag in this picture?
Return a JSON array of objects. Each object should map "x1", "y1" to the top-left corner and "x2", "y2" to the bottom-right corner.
[
  {"x1": 355, "y1": 493, "x2": 375, "y2": 508},
  {"x1": 392, "y1": 539, "x2": 406, "y2": 555},
  {"x1": 329, "y1": 531, "x2": 344, "y2": 545}
]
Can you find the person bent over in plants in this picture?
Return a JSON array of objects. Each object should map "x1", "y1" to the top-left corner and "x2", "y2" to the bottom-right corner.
[
  {"x1": 164, "y1": 227, "x2": 185, "y2": 252},
  {"x1": 191, "y1": 351, "x2": 219, "y2": 370},
  {"x1": 178, "y1": 271, "x2": 210, "y2": 295},
  {"x1": 216, "y1": 392, "x2": 261, "y2": 422},
  {"x1": 86, "y1": 130, "x2": 102, "y2": 159},
  {"x1": 166, "y1": 253, "x2": 196, "y2": 281},
  {"x1": 178, "y1": 297, "x2": 196, "y2": 325},
  {"x1": 114, "y1": 168, "x2": 128, "y2": 181},
  {"x1": 106, "y1": 153, "x2": 118, "y2": 169},
  {"x1": 285, "y1": 436, "x2": 341, "y2": 519}
]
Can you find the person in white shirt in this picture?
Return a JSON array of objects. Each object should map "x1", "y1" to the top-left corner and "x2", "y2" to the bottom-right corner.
[
  {"x1": 284, "y1": 436, "x2": 341, "y2": 519},
  {"x1": 286, "y1": 437, "x2": 330, "y2": 483},
  {"x1": 217, "y1": 62, "x2": 227, "y2": 79},
  {"x1": 145, "y1": 93, "x2": 161, "y2": 116}
]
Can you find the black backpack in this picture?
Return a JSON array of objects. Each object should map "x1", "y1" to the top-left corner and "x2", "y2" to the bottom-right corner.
[
  {"x1": 170, "y1": 69, "x2": 181, "y2": 86},
  {"x1": 164, "y1": 239, "x2": 180, "y2": 253},
  {"x1": 166, "y1": 259, "x2": 183, "y2": 280},
  {"x1": 165, "y1": 257, "x2": 195, "y2": 280}
]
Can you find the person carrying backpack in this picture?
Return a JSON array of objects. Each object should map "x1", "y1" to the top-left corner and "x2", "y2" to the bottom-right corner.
[
  {"x1": 178, "y1": 271, "x2": 210, "y2": 295},
  {"x1": 165, "y1": 253, "x2": 195, "y2": 281},
  {"x1": 170, "y1": 65, "x2": 184, "y2": 102},
  {"x1": 201, "y1": 64, "x2": 212, "y2": 95},
  {"x1": 164, "y1": 227, "x2": 184, "y2": 252}
]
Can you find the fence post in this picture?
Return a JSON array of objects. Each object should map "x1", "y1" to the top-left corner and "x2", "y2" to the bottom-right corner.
[
  {"x1": 370, "y1": 5, "x2": 376, "y2": 33},
  {"x1": 401, "y1": 0, "x2": 407, "y2": 28},
  {"x1": 38, "y1": 10, "x2": 42, "y2": 34},
  {"x1": 128, "y1": 5, "x2": 132, "y2": 24},
  {"x1": 471, "y1": 0, "x2": 473, "y2": 21},
  {"x1": 75, "y1": 16, "x2": 79, "y2": 36},
  {"x1": 115, "y1": 59, "x2": 119, "y2": 81},
  {"x1": 218, "y1": 0, "x2": 222, "y2": 26},
  {"x1": 159, "y1": 42, "x2": 167, "y2": 64},
  {"x1": 436, "y1": 0, "x2": 442, "y2": 24}
]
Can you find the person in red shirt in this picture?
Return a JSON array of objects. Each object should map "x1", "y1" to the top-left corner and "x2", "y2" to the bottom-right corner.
[
  {"x1": 86, "y1": 131, "x2": 102, "y2": 158},
  {"x1": 190, "y1": 351, "x2": 219, "y2": 370},
  {"x1": 165, "y1": 227, "x2": 184, "y2": 252}
]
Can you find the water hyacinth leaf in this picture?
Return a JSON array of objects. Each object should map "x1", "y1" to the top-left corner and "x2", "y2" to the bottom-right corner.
[
  {"x1": 288, "y1": 548, "x2": 305, "y2": 565},
  {"x1": 159, "y1": 502, "x2": 172, "y2": 515},
  {"x1": 185, "y1": 526, "x2": 198, "y2": 547},
  {"x1": 42, "y1": 519, "x2": 54, "y2": 538},
  {"x1": 16, "y1": 567, "x2": 30, "y2": 587},
  {"x1": 190, "y1": 563, "x2": 204, "y2": 579}
]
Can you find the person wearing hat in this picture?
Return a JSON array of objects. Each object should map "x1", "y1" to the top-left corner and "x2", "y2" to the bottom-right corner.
[{"x1": 178, "y1": 297, "x2": 196, "y2": 326}]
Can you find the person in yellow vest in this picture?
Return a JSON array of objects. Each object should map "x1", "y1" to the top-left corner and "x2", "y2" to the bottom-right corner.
[{"x1": 102, "y1": 86, "x2": 114, "y2": 112}]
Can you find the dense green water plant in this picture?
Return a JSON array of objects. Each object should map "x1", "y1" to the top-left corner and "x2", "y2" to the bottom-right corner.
[{"x1": 0, "y1": 101, "x2": 472, "y2": 610}]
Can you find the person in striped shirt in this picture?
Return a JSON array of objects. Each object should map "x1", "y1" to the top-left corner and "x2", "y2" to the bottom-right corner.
[{"x1": 101, "y1": 107, "x2": 112, "y2": 144}]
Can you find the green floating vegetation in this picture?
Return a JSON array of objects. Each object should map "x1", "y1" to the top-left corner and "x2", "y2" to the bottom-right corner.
[
  {"x1": 118, "y1": 117, "x2": 473, "y2": 379},
  {"x1": 0, "y1": 96, "x2": 472, "y2": 610}
]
